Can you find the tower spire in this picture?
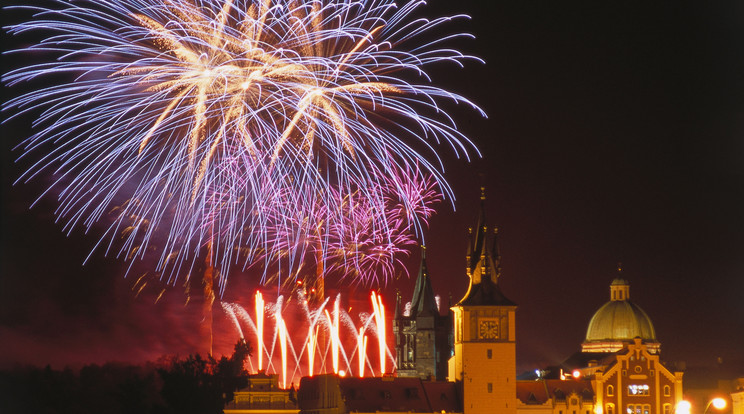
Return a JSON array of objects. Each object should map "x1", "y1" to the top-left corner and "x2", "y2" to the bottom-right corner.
[
  {"x1": 393, "y1": 289, "x2": 401, "y2": 319},
  {"x1": 457, "y1": 190, "x2": 515, "y2": 307},
  {"x1": 410, "y1": 245, "x2": 438, "y2": 316}
]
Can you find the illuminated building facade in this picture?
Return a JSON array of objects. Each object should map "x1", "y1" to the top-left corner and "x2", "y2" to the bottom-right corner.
[
  {"x1": 224, "y1": 372, "x2": 299, "y2": 414},
  {"x1": 516, "y1": 379, "x2": 596, "y2": 414},
  {"x1": 448, "y1": 190, "x2": 518, "y2": 414},
  {"x1": 545, "y1": 278, "x2": 684, "y2": 414}
]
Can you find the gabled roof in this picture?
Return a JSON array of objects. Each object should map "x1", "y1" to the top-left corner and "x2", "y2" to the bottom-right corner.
[
  {"x1": 517, "y1": 380, "x2": 595, "y2": 405},
  {"x1": 544, "y1": 379, "x2": 595, "y2": 401},
  {"x1": 422, "y1": 380, "x2": 462, "y2": 413},
  {"x1": 516, "y1": 380, "x2": 550, "y2": 404}
]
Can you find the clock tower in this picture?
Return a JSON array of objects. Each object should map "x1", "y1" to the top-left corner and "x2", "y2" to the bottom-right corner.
[{"x1": 448, "y1": 189, "x2": 517, "y2": 414}]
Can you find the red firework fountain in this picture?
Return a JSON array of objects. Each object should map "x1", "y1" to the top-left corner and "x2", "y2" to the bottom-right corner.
[{"x1": 222, "y1": 290, "x2": 392, "y2": 388}]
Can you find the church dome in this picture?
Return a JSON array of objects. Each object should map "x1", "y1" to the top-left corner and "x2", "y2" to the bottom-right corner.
[{"x1": 582, "y1": 278, "x2": 659, "y2": 353}]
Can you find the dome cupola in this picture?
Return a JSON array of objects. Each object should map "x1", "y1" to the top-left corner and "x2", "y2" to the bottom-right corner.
[{"x1": 582, "y1": 276, "x2": 660, "y2": 354}]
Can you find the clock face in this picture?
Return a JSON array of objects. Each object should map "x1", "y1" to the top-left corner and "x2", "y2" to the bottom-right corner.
[{"x1": 478, "y1": 319, "x2": 499, "y2": 340}]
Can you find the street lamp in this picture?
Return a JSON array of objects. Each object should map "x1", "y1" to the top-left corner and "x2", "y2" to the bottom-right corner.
[{"x1": 705, "y1": 398, "x2": 727, "y2": 414}]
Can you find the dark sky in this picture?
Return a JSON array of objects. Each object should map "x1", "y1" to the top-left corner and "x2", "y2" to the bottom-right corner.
[{"x1": 2, "y1": 1, "x2": 743, "y2": 374}]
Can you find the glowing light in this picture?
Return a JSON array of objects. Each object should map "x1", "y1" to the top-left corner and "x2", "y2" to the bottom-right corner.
[
  {"x1": 4, "y1": 0, "x2": 484, "y2": 289},
  {"x1": 325, "y1": 298, "x2": 341, "y2": 374},
  {"x1": 307, "y1": 325, "x2": 318, "y2": 377},
  {"x1": 371, "y1": 291, "x2": 386, "y2": 375},
  {"x1": 276, "y1": 308, "x2": 288, "y2": 389},
  {"x1": 572, "y1": 369, "x2": 581, "y2": 379},
  {"x1": 255, "y1": 291, "x2": 265, "y2": 371},
  {"x1": 710, "y1": 398, "x2": 727, "y2": 411},
  {"x1": 226, "y1": 289, "x2": 394, "y2": 385},
  {"x1": 676, "y1": 401, "x2": 692, "y2": 414},
  {"x1": 357, "y1": 326, "x2": 368, "y2": 377}
]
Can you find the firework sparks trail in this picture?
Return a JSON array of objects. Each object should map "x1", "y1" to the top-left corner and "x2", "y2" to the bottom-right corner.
[
  {"x1": 264, "y1": 167, "x2": 441, "y2": 286},
  {"x1": 4, "y1": 0, "x2": 484, "y2": 291}
]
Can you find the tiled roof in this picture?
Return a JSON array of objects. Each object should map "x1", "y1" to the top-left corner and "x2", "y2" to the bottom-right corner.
[
  {"x1": 422, "y1": 380, "x2": 461, "y2": 413},
  {"x1": 338, "y1": 377, "x2": 451, "y2": 412},
  {"x1": 544, "y1": 379, "x2": 595, "y2": 401},
  {"x1": 298, "y1": 375, "x2": 462, "y2": 413},
  {"x1": 517, "y1": 380, "x2": 550, "y2": 404}
]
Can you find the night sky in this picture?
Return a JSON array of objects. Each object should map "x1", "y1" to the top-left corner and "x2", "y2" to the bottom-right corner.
[{"x1": 2, "y1": 1, "x2": 743, "y2": 374}]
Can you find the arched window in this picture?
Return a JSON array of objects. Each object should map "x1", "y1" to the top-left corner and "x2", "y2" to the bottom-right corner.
[
  {"x1": 663, "y1": 385, "x2": 670, "y2": 397},
  {"x1": 607, "y1": 385, "x2": 614, "y2": 396},
  {"x1": 606, "y1": 404, "x2": 615, "y2": 414},
  {"x1": 664, "y1": 404, "x2": 672, "y2": 414}
]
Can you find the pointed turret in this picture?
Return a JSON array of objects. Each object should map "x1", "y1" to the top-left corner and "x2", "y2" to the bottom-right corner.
[
  {"x1": 469, "y1": 187, "x2": 488, "y2": 273},
  {"x1": 410, "y1": 246, "x2": 439, "y2": 317},
  {"x1": 457, "y1": 189, "x2": 515, "y2": 307},
  {"x1": 393, "y1": 289, "x2": 402, "y2": 319}
]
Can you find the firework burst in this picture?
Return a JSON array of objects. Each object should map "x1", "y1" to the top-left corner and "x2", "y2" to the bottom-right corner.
[{"x1": 4, "y1": 0, "x2": 483, "y2": 291}]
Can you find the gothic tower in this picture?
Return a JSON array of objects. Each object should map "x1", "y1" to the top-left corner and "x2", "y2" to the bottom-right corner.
[
  {"x1": 393, "y1": 246, "x2": 451, "y2": 380},
  {"x1": 448, "y1": 189, "x2": 518, "y2": 414}
]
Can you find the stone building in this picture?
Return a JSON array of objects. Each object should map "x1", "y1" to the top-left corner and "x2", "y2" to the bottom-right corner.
[
  {"x1": 393, "y1": 246, "x2": 452, "y2": 381},
  {"x1": 224, "y1": 372, "x2": 299, "y2": 414},
  {"x1": 516, "y1": 379, "x2": 596, "y2": 414}
]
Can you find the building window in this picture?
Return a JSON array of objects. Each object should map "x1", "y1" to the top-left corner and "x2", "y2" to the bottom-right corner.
[
  {"x1": 406, "y1": 388, "x2": 419, "y2": 399},
  {"x1": 572, "y1": 399, "x2": 579, "y2": 406},
  {"x1": 607, "y1": 385, "x2": 615, "y2": 396},
  {"x1": 628, "y1": 385, "x2": 649, "y2": 396},
  {"x1": 664, "y1": 404, "x2": 671, "y2": 414},
  {"x1": 606, "y1": 404, "x2": 615, "y2": 414},
  {"x1": 487, "y1": 349, "x2": 493, "y2": 359},
  {"x1": 650, "y1": 370, "x2": 655, "y2": 377},
  {"x1": 663, "y1": 385, "x2": 670, "y2": 397},
  {"x1": 488, "y1": 383, "x2": 493, "y2": 393},
  {"x1": 635, "y1": 366, "x2": 642, "y2": 373},
  {"x1": 622, "y1": 370, "x2": 627, "y2": 376},
  {"x1": 628, "y1": 404, "x2": 650, "y2": 414}
]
